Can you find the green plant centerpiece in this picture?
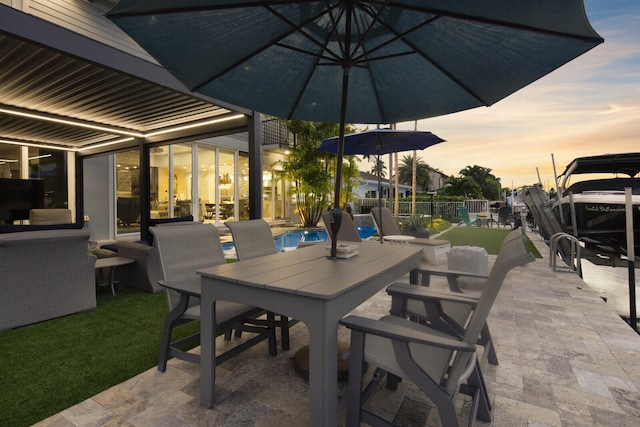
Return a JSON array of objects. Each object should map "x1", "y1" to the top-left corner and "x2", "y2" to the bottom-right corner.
[{"x1": 401, "y1": 215, "x2": 431, "y2": 238}]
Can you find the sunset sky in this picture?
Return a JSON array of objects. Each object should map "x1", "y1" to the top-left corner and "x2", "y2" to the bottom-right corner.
[{"x1": 358, "y1": 0, "x2": 639, "y2": 191}]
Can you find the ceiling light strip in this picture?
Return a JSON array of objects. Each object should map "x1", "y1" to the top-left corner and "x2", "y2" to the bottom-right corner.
[
  {"x1": 0, "y1": 139, "x2": 77, "y2": 152},
  {"x1": 143, "y1": 114, "x2": 245, "y2": 137},
  {"x1": 0, "y1": 108, "x2": 144, "y2": 138},
  {"x1": 76, "y1": 137, "x2": 136, "y2": 152}
]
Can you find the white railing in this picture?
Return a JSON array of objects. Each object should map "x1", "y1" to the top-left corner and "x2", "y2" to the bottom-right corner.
[{"x1": 355, "y1": 198, "x2": 491, "y2": 220}]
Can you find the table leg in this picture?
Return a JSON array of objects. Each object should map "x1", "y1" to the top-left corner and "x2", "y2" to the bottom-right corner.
[
  {"x1": 200, "y1": 293, "x2": 216, "y2": 408},
  {"x1": 307, "y1": 310, "x2": 339, "y2": 427},
  {"x1": 108, "y1": 267, "x2": 117, "y2": 296}
]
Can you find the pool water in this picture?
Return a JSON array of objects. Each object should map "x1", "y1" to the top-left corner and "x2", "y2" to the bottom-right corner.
[
  {"x1": 274, "y1": 226, "x2": 378, "y2": 251},
  {"x1": 223, "y1": 225, "x2": 377, "y2": 257}
]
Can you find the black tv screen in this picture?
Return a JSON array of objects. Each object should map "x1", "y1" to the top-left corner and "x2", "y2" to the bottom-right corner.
[{"x1": 0, "y1": 178, "x2": 45, "y2": 223}]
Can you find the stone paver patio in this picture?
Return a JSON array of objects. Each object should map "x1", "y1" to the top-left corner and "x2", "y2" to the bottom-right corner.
[{"x1": 35, "y1": 232, "x2": 640, "y2": 426}]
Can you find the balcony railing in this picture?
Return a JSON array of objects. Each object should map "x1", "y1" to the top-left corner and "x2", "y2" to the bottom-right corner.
[{"x1": 261, "y1": 118, "x2": 295, "y2": 148}]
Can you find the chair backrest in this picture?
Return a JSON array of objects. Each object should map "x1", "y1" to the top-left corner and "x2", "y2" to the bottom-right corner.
[
  {"x1": 29, "y1": 208, "x2": 72, "y2": 225},
  {"x1": 498, "y1": 206, "x2": 512, "y2": 223},
  {"x1": 370, "y1": 207, "x2": 401, "y2": 237},
  {"x1": 225, "y1": 219, "x2": 277, "y2": 260},
  {"x1": 321, "y1": 211, "x2": 362, "y2": 243},
  {"x1": 446, "y1": 229, "x2": 534, "y2": 393},
  {"x1": 150, "y1": 223, "x2": 226, "y2": 309},
  {"x1": 457, "y1": 206, "x2": 471, "y2": 222}
]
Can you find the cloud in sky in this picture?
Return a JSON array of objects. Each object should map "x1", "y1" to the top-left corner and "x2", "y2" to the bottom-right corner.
[{"x1": 358, "y1": 0, "x2": 639, "y2": 191}]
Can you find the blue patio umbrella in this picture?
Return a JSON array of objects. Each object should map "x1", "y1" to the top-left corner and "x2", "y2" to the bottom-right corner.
[
  {"x1": 319, "y1": 129, "x2": 444, "y2": 240},
  {"x1": 107, "y1": 1, "x2": 602, "y2": 258},
  {"x1": 319, "y1": 129, "x2": 444, "y2": 157}
]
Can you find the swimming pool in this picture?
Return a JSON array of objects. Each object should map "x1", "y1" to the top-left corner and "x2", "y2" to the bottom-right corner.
[
  {"x1": 222, "y1": 225, "x2": 378, "y2": 257},
  {"x1": 274, "y1": 225, "x2": 377, "y2": 251}
]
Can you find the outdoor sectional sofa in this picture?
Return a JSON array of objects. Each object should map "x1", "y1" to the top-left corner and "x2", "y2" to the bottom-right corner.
[{"x1": 0, "y1": 226, "x2": 96, "y2": 331}]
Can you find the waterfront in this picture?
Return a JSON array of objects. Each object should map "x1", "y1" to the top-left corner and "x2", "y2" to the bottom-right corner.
[{"x1": 581, "y1": 261, "x2": 640, "y2": 322}]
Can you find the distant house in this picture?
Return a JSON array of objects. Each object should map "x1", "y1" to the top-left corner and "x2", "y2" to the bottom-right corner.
[
  {"x1": 353, "y1": 172, "x2": 412, "y2": 199},
  {"x1": 427, "y1": 168, "x2": 449, "y2": 191}
]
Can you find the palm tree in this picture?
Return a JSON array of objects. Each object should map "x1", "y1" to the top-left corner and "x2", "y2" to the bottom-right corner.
[
  {"x1": 369, "y1": 157, "x2": 387, "y2": 178},
  {"x1": 441, "y1": 176, "x2": 482, "y2": 198},
  {"x1": 397, "y1": 155, "x2": 431, "y2": 192}
]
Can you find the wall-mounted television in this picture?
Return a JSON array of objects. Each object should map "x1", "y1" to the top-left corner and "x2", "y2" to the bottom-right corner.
[{"x1": 0, "y1": 178, "x2": 45, "y2": 223}]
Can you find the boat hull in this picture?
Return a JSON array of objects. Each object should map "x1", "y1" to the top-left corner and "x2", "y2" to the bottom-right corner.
[{"x1": 554, "y1": 192, "x2": 640, "y2": 255}]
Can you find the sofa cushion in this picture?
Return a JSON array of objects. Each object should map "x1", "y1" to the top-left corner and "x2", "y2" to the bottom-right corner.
[{"x1": 0, "y1": 223, "x2": 82, "y2": 234}]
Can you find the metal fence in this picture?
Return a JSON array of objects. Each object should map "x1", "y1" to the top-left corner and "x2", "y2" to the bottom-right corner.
[{"x1": 355, "y1": 198, "x2": 490, "y2": 221}]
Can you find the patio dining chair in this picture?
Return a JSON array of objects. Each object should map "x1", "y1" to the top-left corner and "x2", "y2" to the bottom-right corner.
[
  {"x1": 321, "y1": 210, "x2": 362, "y2": 243},
  {"x1": 370, "y1": 207, "x2": 451, "y2": 265},
  {"x1": 497, "y1": 206, "x2": 512, "y2": 228},
  {"x1": 225, "y1": 219, "x2": 296, "y2": 350},
  {"x1": 392, "y1": 229, "x2": 526, "y2": 367},
  {"x1": 340, "y1": 229, "x2": 535, "y2": 426},
  {"x1": 151, "y1": 223, "x2": 276, "y2": 372}
]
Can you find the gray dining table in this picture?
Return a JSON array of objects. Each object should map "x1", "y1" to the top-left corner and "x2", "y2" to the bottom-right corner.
[{"x1": 198, "y1": 240, "x2": 423, "y2": 427}]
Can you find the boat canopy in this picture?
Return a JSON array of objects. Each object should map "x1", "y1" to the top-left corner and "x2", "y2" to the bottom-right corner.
[{"x1": 559, "y1": 153, "x2": 640, "y2": 179}]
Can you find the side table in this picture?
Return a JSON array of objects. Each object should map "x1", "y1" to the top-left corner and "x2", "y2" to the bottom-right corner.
[
  {"x1": 95, "y1": 256, "x2": 135, "y2": 296},
  {"x1": 382, "y1": 234, "x2": 416, "y2": 244}
]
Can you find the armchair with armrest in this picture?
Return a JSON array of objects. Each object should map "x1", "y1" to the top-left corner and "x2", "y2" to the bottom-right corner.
[
  {"x1": 398, "y1": 230, "x2": 526, "y2": 366},
  {"x1": 340, "y1": 229, "x2": 534, "y2": 426}
]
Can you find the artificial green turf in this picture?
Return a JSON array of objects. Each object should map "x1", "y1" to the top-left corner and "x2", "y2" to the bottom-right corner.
[
  {"x1": 437, "y1": 226, "x2": 542, "y2": 258},
  {"x1": 0, "y1": 287, "x2": 199, "y2": 427}
]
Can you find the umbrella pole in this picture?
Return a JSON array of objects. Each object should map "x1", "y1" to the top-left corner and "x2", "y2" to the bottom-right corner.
[
  {"x1": 377, "y1": 151, "x2": 383, "y2": 243},
  {"x1": 330, "y1": 67, "x2": 349, "y2": 258},
  {"x1": 330, "y1": 3, "x2": 354, "y2": 259}
]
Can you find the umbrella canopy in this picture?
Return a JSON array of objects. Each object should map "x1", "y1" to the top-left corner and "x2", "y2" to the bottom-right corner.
[
  {"x1": 319, "y1": 129, "x2": 444, "y2": 240},
  {"x1": 107, "y1": 0, "x2": 603, "y2": 257},
  {"x1": 107, "y1": 1, "x2": 602, "y2": 125},
  {"x1": 319, "y1": 129, "x2": 444, "y2": 156}
]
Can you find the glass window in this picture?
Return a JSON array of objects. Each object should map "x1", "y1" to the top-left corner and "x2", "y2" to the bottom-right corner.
[
  {"x1": 198, "y1": 145, "x2": 217, "y2": 222},
  {"x1": 0, "y1": 144, "x2": 20, "y2": 179},
  {"x1": 28, "y1": 148, "x2": 67, "y2": 208},
  {"x1": 219, "y1": 150, "x2": 235, "y2": 220},
  {"x1": 238, "y1": 153, "x2": 249, "y2": 220},
  {"x1": 115, "y1": 150, "x2": 140, "y2": 234},
  {"x1": 150, "y1": 145, "x2": 170, "y2": 219},
  {"x1": 262, "y1": 167, "x2": 287, "y2": 221},
  {"x1": 173, "y1": 144, "x2": 193, "y2": 218}
]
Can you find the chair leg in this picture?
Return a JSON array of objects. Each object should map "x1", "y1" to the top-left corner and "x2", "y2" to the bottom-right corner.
[
  {"x1": 480, "y1": 323, "x2": 499, "y2": 366},
  {"x1": 386, "y1": 373, "x2": 401, "y2": 390},
  {"x1": 467, "y1": 362, "x2": 492, "y2": 422},
  {"x1": 158, "y1": 293, "x2": 190, "y2": 372},
  {"x1": 345, "y1": 330, "x2": 366, "y2": 427}
]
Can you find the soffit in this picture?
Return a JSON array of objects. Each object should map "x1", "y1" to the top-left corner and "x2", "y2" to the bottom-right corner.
[{"x1": 0, "y1": 7, "x2": 249, "y2": 155}]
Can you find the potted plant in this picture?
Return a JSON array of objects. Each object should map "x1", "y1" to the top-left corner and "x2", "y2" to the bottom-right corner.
[{"x1": 401, "y1": 215, "x2": 430, "y2": 238}]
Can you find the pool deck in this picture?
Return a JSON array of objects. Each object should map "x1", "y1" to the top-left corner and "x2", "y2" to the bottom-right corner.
[{"x1": 35, "y1": 229, "x2": 640, "y2": 426}]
